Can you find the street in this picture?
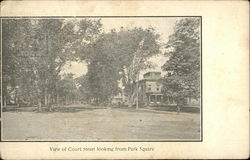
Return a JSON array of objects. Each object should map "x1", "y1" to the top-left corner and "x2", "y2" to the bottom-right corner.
[{"x1": 2, "y1": 105, "x2": 200, "y2": 141}]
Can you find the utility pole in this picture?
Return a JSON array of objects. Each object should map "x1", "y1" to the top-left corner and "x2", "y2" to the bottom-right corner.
[
  {"x1": 135, "y1": 39, "x2": 144, "y2": 110},
  {"x1": 136, "y1": 72, "x2": 139, "y2": 110}
]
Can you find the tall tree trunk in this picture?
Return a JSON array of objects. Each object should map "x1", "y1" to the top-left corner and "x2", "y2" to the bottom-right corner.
[
  {"x1": 38, "y1": 98, "x2": 42, "y2": 111},
  {"x1": 3, "y1": 96, "x2": 7, "y2": 107},
  {"x1": 129, "y1": 77, "x2": 133, "y2": 108},
  {"x1": 56, "y1": 94, "x2": 59, "y2": 106},
  {"x1": 3, "y1": 85, "x2": 7, "y2": 107},
  {"x1": 48, "y1": 94, "x2": 53, "y2": 112},
  {"x1": 66, "y1": 96, "x2": 68, "y2": 105},
  {"x1": 44, "y1": 87, "x2": 48, "y2": 106}
]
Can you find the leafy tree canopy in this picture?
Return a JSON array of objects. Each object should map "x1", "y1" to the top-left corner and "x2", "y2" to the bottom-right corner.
[
  {"x1": 77, "y1": 27, "x2": 160, "y2": 104},
  {"x1": 162, "y1": 18, "x2": 201, "y2": 100}
]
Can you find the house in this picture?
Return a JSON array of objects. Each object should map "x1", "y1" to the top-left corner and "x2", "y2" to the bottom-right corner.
[
  {"x1": 111, "y1": 90, "x2": 129, "y2": 105},
  {"x1": 113, "y1": 71, "x2": 199, "y2": 107},
  {"x1": 136, "y1": 72, "x2": 176, "y2": 106},
  {"x1": 136, "y1": 71, "x2": 199, "y2": 107}
]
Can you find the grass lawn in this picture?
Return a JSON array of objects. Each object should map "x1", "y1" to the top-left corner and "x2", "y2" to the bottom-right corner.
[{"x1": 2, "y1": 105, "x2": 201, "y2": 141}]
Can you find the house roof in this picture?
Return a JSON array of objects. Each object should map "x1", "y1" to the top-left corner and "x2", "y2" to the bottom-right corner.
[
  {"x1": 143, "y1": 71, "x2": 161, "y2": 76},
  {"x1": 138, "y1": 78, "x2": 162, "y2": 83}
]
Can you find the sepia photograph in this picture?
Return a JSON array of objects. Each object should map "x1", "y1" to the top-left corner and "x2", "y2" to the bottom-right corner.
[{"x1": 1, "y1": 17, "x2": 201, "y2": 141}]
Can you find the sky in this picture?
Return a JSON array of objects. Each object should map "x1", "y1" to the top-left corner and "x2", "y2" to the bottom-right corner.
[{"x1": 60, "y1": 17, "x2": 183, "y2": 79}]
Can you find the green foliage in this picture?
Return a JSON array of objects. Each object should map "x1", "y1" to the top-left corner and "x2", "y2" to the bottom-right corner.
[{"x1": 162, "y1": 18, "x2": 201, "y2": 101}]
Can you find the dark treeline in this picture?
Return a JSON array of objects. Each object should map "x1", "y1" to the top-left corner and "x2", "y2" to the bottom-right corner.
[
  {"x1": 1, "y1": 18, "x2": 200, "y2": 110},
  {"x1": 2, "y1": 19, "x2": 160, "y2": 110},
  {"x1": 2, "y1": 19, "x2": 102, "y2": 110}
]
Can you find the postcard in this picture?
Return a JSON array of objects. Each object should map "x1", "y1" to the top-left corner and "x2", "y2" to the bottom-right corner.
[{"x1": 0, "y1": 0, "x2": 249, "y2": 159}]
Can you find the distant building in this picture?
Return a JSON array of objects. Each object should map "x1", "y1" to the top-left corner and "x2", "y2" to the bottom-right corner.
[{"x1": 111, "y1": 90, "x2": 129, "y2": 105}]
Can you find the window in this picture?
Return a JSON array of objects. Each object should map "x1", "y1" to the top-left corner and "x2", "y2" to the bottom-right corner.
[
  {"x1": 148, "y1": 85, "x2": 151, "y2": 91},
  {"x1": 156, "y1": 85, "x2": 160, "y2": 91}
]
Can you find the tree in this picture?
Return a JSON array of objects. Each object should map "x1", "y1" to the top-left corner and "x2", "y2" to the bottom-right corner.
[
  {"x1": 77, "y1": 27, "x2": 160, "y2": 106},
  {"x1": 117, "y1": 28, "x2": 160, "y2": 108},
  {"x1": 2, "y1": 19, "x2": 35, "y2": 107},
  {"x1": 161, "y1": 18, "x2": 201, "y2": 106},
  {"x1": 77, "y1": 32, "x2": 122, "y2": 105},
  {"x1": 76, "y1": 75, "x2": 91, "y2": 103},
  {"x1": 2, "y1": 18, "x2": 102, "y2": 110},
  {"x1": 57, "y1": 74, "x2": 79, "y2": 105}
]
